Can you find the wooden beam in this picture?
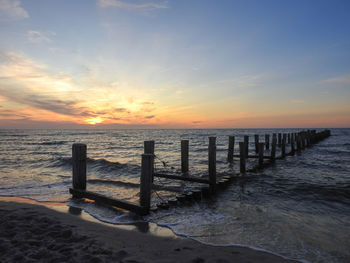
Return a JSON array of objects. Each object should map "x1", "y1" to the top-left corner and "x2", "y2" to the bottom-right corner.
[
  {"x1": 233, "y1": 154, "x2": 271, "y2": 159},
  {"x1": 69, "y1": 188, "x2": 148, "y2": 215},
  {"x1": 154, "y1": 173, "x2": 210, "y2": 184}
]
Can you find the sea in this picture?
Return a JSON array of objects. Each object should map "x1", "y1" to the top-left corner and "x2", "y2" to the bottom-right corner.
[{"x1": 0, "y1": 128, "x2": 349, "y2": 263}]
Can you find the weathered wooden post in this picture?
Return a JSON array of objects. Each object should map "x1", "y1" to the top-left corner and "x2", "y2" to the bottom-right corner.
[
  {"x1": 144, "y1": 140, "x2": 154, "y2": 154},
  {"x1": 140, "y1": 154, "x2": 154, "y2": 210},
  {"x1": 244, "y1": 135, "x2": 249, "y2": 158},
  {"x1": 291, "y1": 134, "x2": 295, "y2": 155},
  {"x1": 227, "y1": 136, "x2": 235, "y2": 163},
  {"x1": 311, "y1": 130, "x2": 316, "y2": 144},
  {"x1": 288, "y1": 133, "x2": 291, "y2": 144},
  {"x1": 296, "y1": 134, "x2": 301, "y2": 152},
  {"x1": 281, "y1": 134, "x2": 286, "y2": 158},
  {"x1": 144, "y1": 140, "x2": 155, "y2": 181},
  {"x1": 181, "y1": 140, "x2": 189, "y2": 174},
  {"x1": 306, "y1": 131, "x2": 311, "y2": 147},
  {"x1": 278, "y1": 133, "x2": 282, "y2": 147},
  {"x1": 301, "y1": 133, "x2": 306, "y2": 150},
  {"x1": 271, "y1": 134, "x2": 276, "y2": 162},
  {"x1": 72, "y1": 143, "x2": 87, "y2": 191},
  {"x1": 208, "y1": 137, "x2": 216, "y2": 192},
  {"x1": 254, "y1": 135, "x2": 259, "y2": 153},
  {"x1": 258, "y1": 142, "x2": 264, "y2": 168},
  {"x1": 265, "y1": 134, "x2": 270, "y2": 150},
  {"x1": 239, "y1": 142, "x2": 246, "y2": 173}
]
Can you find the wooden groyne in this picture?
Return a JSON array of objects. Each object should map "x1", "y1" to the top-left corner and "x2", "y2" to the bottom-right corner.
[{"x1": 69, "y1": 129, "x2": 331, "y2": 215}]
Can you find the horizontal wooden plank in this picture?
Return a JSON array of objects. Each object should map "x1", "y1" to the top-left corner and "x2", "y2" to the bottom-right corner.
[
  {"x1": 233, "y1": 154, "x2": 271, "y2": 159},
  {"x1": 69, "y1": 188, "x2": 148, "y2": 215},
  {"x1": 154, "y1": 173, "x2": 210, "y2": 184}
]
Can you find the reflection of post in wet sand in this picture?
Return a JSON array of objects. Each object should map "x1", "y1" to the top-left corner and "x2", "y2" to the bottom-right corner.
[
  {"x1": 68, "y1": 206, "x2": 82, "y2": 216},
  {"x1": 134, "y1": 222, "x2": 150, "y2": 233}
]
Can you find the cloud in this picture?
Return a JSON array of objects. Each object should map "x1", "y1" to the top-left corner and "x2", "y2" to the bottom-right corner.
[
  {"x1": 0, "y1": 106, "x2": 28, "y2": 119},
  {"x1": 0, "y1": 86, "x2": 83, "y2": 116},
  {"x1": 27, "y1": 31, "x2": 55, "y2": 43},
  {"x1": 0, "y1": 0, "x2": 29, "y2": 20},
  {"x1": 97, "y1": 0, "x2": 168, "y2": 11},
  {"x1": 0, "y1": 51, "x2": 84, "y2": 116},
  {"x1": 0, "y1": 51, "x2": 158, "y2": 125},
  {"x1": 115, "y1": 107, "x2": 128, "y2": 112},
  {"x1": 324, "y1": 73, "x2": 350, "y2": 84}
]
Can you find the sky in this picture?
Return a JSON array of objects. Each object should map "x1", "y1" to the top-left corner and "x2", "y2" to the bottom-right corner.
[{"x1": 0, "y1": 0, "x2": 349, "y2": 129}]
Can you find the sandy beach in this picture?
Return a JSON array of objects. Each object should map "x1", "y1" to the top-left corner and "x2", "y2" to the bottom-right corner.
[{"x1": 0, "y1": 199, "x2": 300, "y2": 263}]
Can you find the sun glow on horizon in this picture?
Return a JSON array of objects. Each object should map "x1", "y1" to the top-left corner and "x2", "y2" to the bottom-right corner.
[{"x1": 86, "y1": 117, "x2": 103, "y2": 125}]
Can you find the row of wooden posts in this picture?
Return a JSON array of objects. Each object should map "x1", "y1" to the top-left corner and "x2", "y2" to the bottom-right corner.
[{"x1": 70, "y1": 129, "x2": 331, "y2": 215}]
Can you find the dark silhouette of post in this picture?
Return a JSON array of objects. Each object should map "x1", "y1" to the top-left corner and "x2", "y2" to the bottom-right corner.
[
  {"x1": 72, "y1": 143, "x2": 87, "y2": 190},
  {"x1": 271, "y1": 134, "x2": 276, "y2": 162},
  {"x1": 239, "y1": 142, "x2": 246, "y2": 173},
  {"x1": 140, "y1": 154, "x2": 154, "y2": 210},
  {"x1": 258, "y1": 142, "x2": 264, "y2": 167},
  {"x1": 227, "y1": 136, "x2": 235, "y2": 163},
  {"x1": 181, "y1": 140, "x2": 189, "y2": 174},
  {"x1": 296, "y1": 134, "x2": 301, "y2": 152},
  {"x1": 244, "y1": 135, "x2": 249, "y2": 158},
  {"x1": 144, "y1": 140, "x2": 154, "y2": 154},
  {"x1": 254, "y1": 135, "x2": 259, "y2": 153},
  {"x1": 301, "y1": 133, "x2": 306, "y2": 150},
  {"x1": 281, "y1": 134, "x2": 286, "y2": 158},
  {"x1": 288, "y1": 133, "x2": 291, "y2": 144},
  {"x1": 144, "y1": 140, "x2": 154, "y2": 181},
  {"x1": 278, "y1": 133, "x2": 282, "y2": 147},
  {"x1": 291, "y1": 134, "x2": 295, "y2": 155},
  {"x1": 265, "y1": 134, "x2": 270, "y2": 150},
  {"x1": 208, "y1": 137, "x2": 216, "y2": 192}
]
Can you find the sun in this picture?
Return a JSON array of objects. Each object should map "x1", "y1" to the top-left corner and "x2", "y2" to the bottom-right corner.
[{"x1": 86, "y1": 117, "x2": 103, "y2": 125}]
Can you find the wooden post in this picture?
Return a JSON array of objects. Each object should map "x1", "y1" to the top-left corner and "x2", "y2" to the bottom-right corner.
[
  {"x1": 244, "y1": 135, "x2": 249, "y2": 158},
  {"x1": 291, "y1": 134, "x2": 295, "y2": 155},
  {"x1": 208, "y1": 137, "x2": 216, "y2": 192},
  {"x1": 227, "y1": 136, "x2": 235, "y2": 163},
  {"x1": 296, "y1": 134, "x2": 301, "y2": 152},
  {"x1": 281, "y1": 134, "x2": 286, "y2": 158},
  {"x1": 278, "y1": 133, "x2": 282, "y2": 147},
  {"x1": 301, "y1": 133, "x2": 306, "y2": 150},
  {"x1": 72, "y1": 143, "x2": 87, "y2": 190},
  {"x1": 258, "y1": 142, "x2": 264, "y2": 167},
  {"x1": 271, "y1": 134, "x2": 276, "y2": 162},
  {"x1": 288, "y1": 133, "x2": 291, "y2": 144},
  {"x1": 140, "y1": 154, "x2": 154, "y2": 209},
  {"x1": 144, "y1": 140, "x2": 155, "y2": 181},
  {"x1": 306, "y1": 131, "x2": 311, "y2": 147},
  {"x1": 144, "y1": 140, "x2": 154, "y2": 154},
  {"x1": 254, "y1": 135, "x2": 259, "y2": 153},
  {"x1": 181, "y1": 140, "x2": 189, "y2": 174},
  {"x1": 265, "y1": 134, "x2": 270, "y2": 150},
  {"x1": 239, "y1": 142, "x2": 246, "y2": 173}
]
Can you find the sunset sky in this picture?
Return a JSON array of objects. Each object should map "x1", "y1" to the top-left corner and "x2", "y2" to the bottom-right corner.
[{"x1": 0, "y1": 0, "x2": 349, "y2": 128}]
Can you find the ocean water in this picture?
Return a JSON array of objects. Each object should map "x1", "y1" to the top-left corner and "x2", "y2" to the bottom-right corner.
[{"x1": 0, "y1": 128, "x2": 349, "y2": 263}]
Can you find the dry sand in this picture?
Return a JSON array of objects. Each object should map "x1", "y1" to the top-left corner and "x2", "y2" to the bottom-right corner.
[{"x1": 0, "y1": 199, "x2": 298, "y2": 263}]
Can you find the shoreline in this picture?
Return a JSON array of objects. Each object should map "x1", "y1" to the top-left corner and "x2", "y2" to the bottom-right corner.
[{"x1": 0, "y1": 196, "x2": 299, "y2": 263}]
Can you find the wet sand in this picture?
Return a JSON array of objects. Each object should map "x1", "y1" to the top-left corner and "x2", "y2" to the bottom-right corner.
[{"x1": 0, "y1": 199, "x2": 298, "y2": 263}]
